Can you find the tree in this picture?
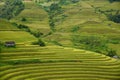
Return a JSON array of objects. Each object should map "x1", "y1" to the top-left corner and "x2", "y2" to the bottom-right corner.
[
  {"x1": 47, "y1": 3, "x2": 62, "y2": 31},
  {"x1": 109, "y1": 0, "x2": 120, "y2": 3},
  {"x1": 71, "y1": 0, "x2": 79, "y2": 3},
  {"x1": 21, "y1": 17, "x2": 27, "y2": 22},
  {"x1": 0, "y1": 0, "x2": 24, "y2": 20},
  {"x1": 109, "y1": 14, "x2": 120, "y2": 23},
  {"x1": 32, "y1": 38, "x2": 46, "y2": 47},
  {"x1": 59, "y1": 0, "x2": 66, "y2": 5},
  {"x1": 107, "y1": 49, "x2": 117, "y2": 57},
  {"x1": 38, "y1": 39, "x2": 46, "y2": 47},
  {"x1": 72, "y1": 35, "x2": 108, "y2": 53}
]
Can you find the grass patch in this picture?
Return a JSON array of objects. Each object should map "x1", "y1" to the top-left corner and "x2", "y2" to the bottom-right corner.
[
  {"x1": 0, "y1": 31, "x2": 37, "y2": 43},
  {"x1": 0, "y1": 19, "x2": 19, "y2": 30},
  {"x1": 0, "y1": 59, "x2": 82, "y2": 65}
]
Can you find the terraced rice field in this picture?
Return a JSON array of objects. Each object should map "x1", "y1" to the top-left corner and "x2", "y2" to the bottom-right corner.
[
  {"x1": 0, "y1": 19, "x2": 37, "y2": 43},
  {"x1": 0, "y1": 0, "x2": 120, "y2": 80},
  {"x1": 0, "y1": 45, "x2": 120, "y2": 80},
  {"x1": 0, "y1": 19, "x2": 19, "y2": 31},
  {"x1": 0, "y1": 31, "x2": 37, "y2": 43},
  {"x1": 11, "y1": 1, "x2": 50, "y2": 34}
]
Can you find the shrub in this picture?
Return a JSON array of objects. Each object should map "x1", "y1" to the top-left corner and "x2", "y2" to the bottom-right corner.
[
  {"x1": 71, "y1": 25, "x2": 80, "y2": 32},
  {"x1": 59, "y1": 0, "x2": 68, "y2": 5},
  {"x1": 18, "y1": 24, "x2": 30, "y2": 32},
  {"x1": 107, "y1": 49, "x2": 117, "y2": 57},
  {"x1": 1, "y1": 59, "x2": 42, "y2": 65},
  {"x1": 12, "y1": 23, "x2": 30, "y2": 32},
  {"x1": 1, "y1": 59, "x2": 83, "y2": 65},
  {"x1": 49, "y1": 20, "x2": 55, "y2": 31},
  {"x1": 12, "y1": 22, "x2": 18, "y2": 26},
  {"x1": 109, "y1": 0, "x2": 120, "y2": 3},
  {"x1": 46, "y1": 3, "x2": 63, "y2": 31},
  {"x1": 31, "y1": 31, "x2": 43, "y2": 38},
  {"x1": 71, "y1": 0, "x2": 79, "y2": 3},
  {"x1": 21, "y1": 17, "x2": 27, "y2": 22},
  {"x1": 32, "y1": 39, "x2": 46, "y2": 47},
  {"x1": 18, "y1": 24, "x2": 28, "y2": 29},
  {"x1": 108, "y1": 14, "x2": 120, "y2": 23},
  {"x1": 38, "y1": 39, "x2": 46, "y2": 46},
  {"x1": 72, "y1": 35, "x2": 108, "y2": 53}
]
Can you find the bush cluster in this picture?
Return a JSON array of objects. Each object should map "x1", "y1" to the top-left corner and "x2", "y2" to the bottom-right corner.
[
  {"x1": 1, "y1": 59, "x2": 82, "y2": 65},
  {"x1": 0, "y1": 0, "x2": 24, "y2": 20},
  {"x1": 107, "y1": 49, "x2": 117, "y2": 57},
  {"x1": 21, "y1": 17, "x2": 27, "y2": 22},
  {"x1": 72, "y1": 35, "x2": 119, "y2": 58},
  {"x1": 31, "y1": 31, "x2": 43, "y2": 38},
  {"x1": 12, "y1": 23, "x2": 44, "y2": 38},
  {"x1": 72, "y1": 35, "x2": 108, "y2": 52},
  {"x1": 108, "y1": 14, "x2": 120, "y2": 23},
  {"x1": 12, "y1": 23, "x2": 30, "y2": 32},
  {"x1": 71, "y1": 25, "x2": 80, "y2": 32},
  {"x1": 109, "y1": 0, "x2": 120, "y2": 3},
  {"x1": 32, "y1": 38, "x2": 46, "y2": 47}
]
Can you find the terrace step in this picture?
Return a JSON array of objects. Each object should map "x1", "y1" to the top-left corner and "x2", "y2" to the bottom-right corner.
[{"x1": 0, "y1": 45, "x2": 120, "y2": 80}]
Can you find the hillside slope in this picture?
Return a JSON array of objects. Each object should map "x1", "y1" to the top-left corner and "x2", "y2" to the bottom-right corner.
[
  {"x1": 0, "y1": 19, "x2": 37, "y2": 43},
  {"x1": 0, "y1": 0, "x2": 120, "y2": 80},
  {"x1": 36, "y1": 0, "x2": 120, "y2": 56},
  {"x1": 11, "y1": 1, "x2": 50, "y2": 34},
  {"x1": 0, "y1": 45, "x2": 120, "y2": 80}
]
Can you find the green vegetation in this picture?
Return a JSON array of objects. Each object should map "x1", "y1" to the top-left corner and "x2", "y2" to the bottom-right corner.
[
  {"x1": 0, "y1": 59, "x2": 82, "y2": 65},
  {"x1": 71, "y1": 25, "x2": 80, "y2": 32},
  {"x1": 107, "y1": 49, "x2": 117, "y2": 57},
  {"x1": 0, "y1": 31, "x2": 37, "y2": 43},
  {"x1": 11, "y1": 1, "x2": 50, "y2": 35},
  {"x1": 72, "y1": 35, "x2": 108, "y2": 53},
  {"x1": 0, "y1": 19, "x2": 37, "y2": 43},
  {"x1": 0, "y1": 41, "x2": 3, "y2": 53},
  {"x1": 12, "y1": 22, "x2": 44, "y2": 38},
  {"x1": 32, "y1": 38, "x2": 46, "y2": 46},
  {"x1": 0, "y1": 19, "x2": 19, "y2": 30},
  {"x1": 0, "y1": 0, "x2": 24, "y2": 20},
  {"x1": 12, "y1": 23, "x2": 30, "y2": 32},
  {"x1": 109, "y1": 0, "x2": 120, "y2": 3},
  {"x1": 71, "y1": 0, "x2": 79, "y2": 3},
  {"x1": 109, "y1": 14, "x2": 120, "y2": 23},
  {"x1": 31, "y1": 30, "x2": 43, "y2": 38},
  {"x1": 51, "y1": 40, "x2": 62, "y2": 46},
  {"x1": 0, "y1": 45, "x2": 120, "y2": 80},
  {"x1": 36, "y1": 0, "x2": 120, "y2": 57},
  {"x1": 21, "y1": 17, "x2": 27, "y2": 22},
  {"x1": 47, "y1": 3, "x2": 63, "y2": 31},
  {"x1": 0, "y1": 0, "x2": 120, "y2": 80}
]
